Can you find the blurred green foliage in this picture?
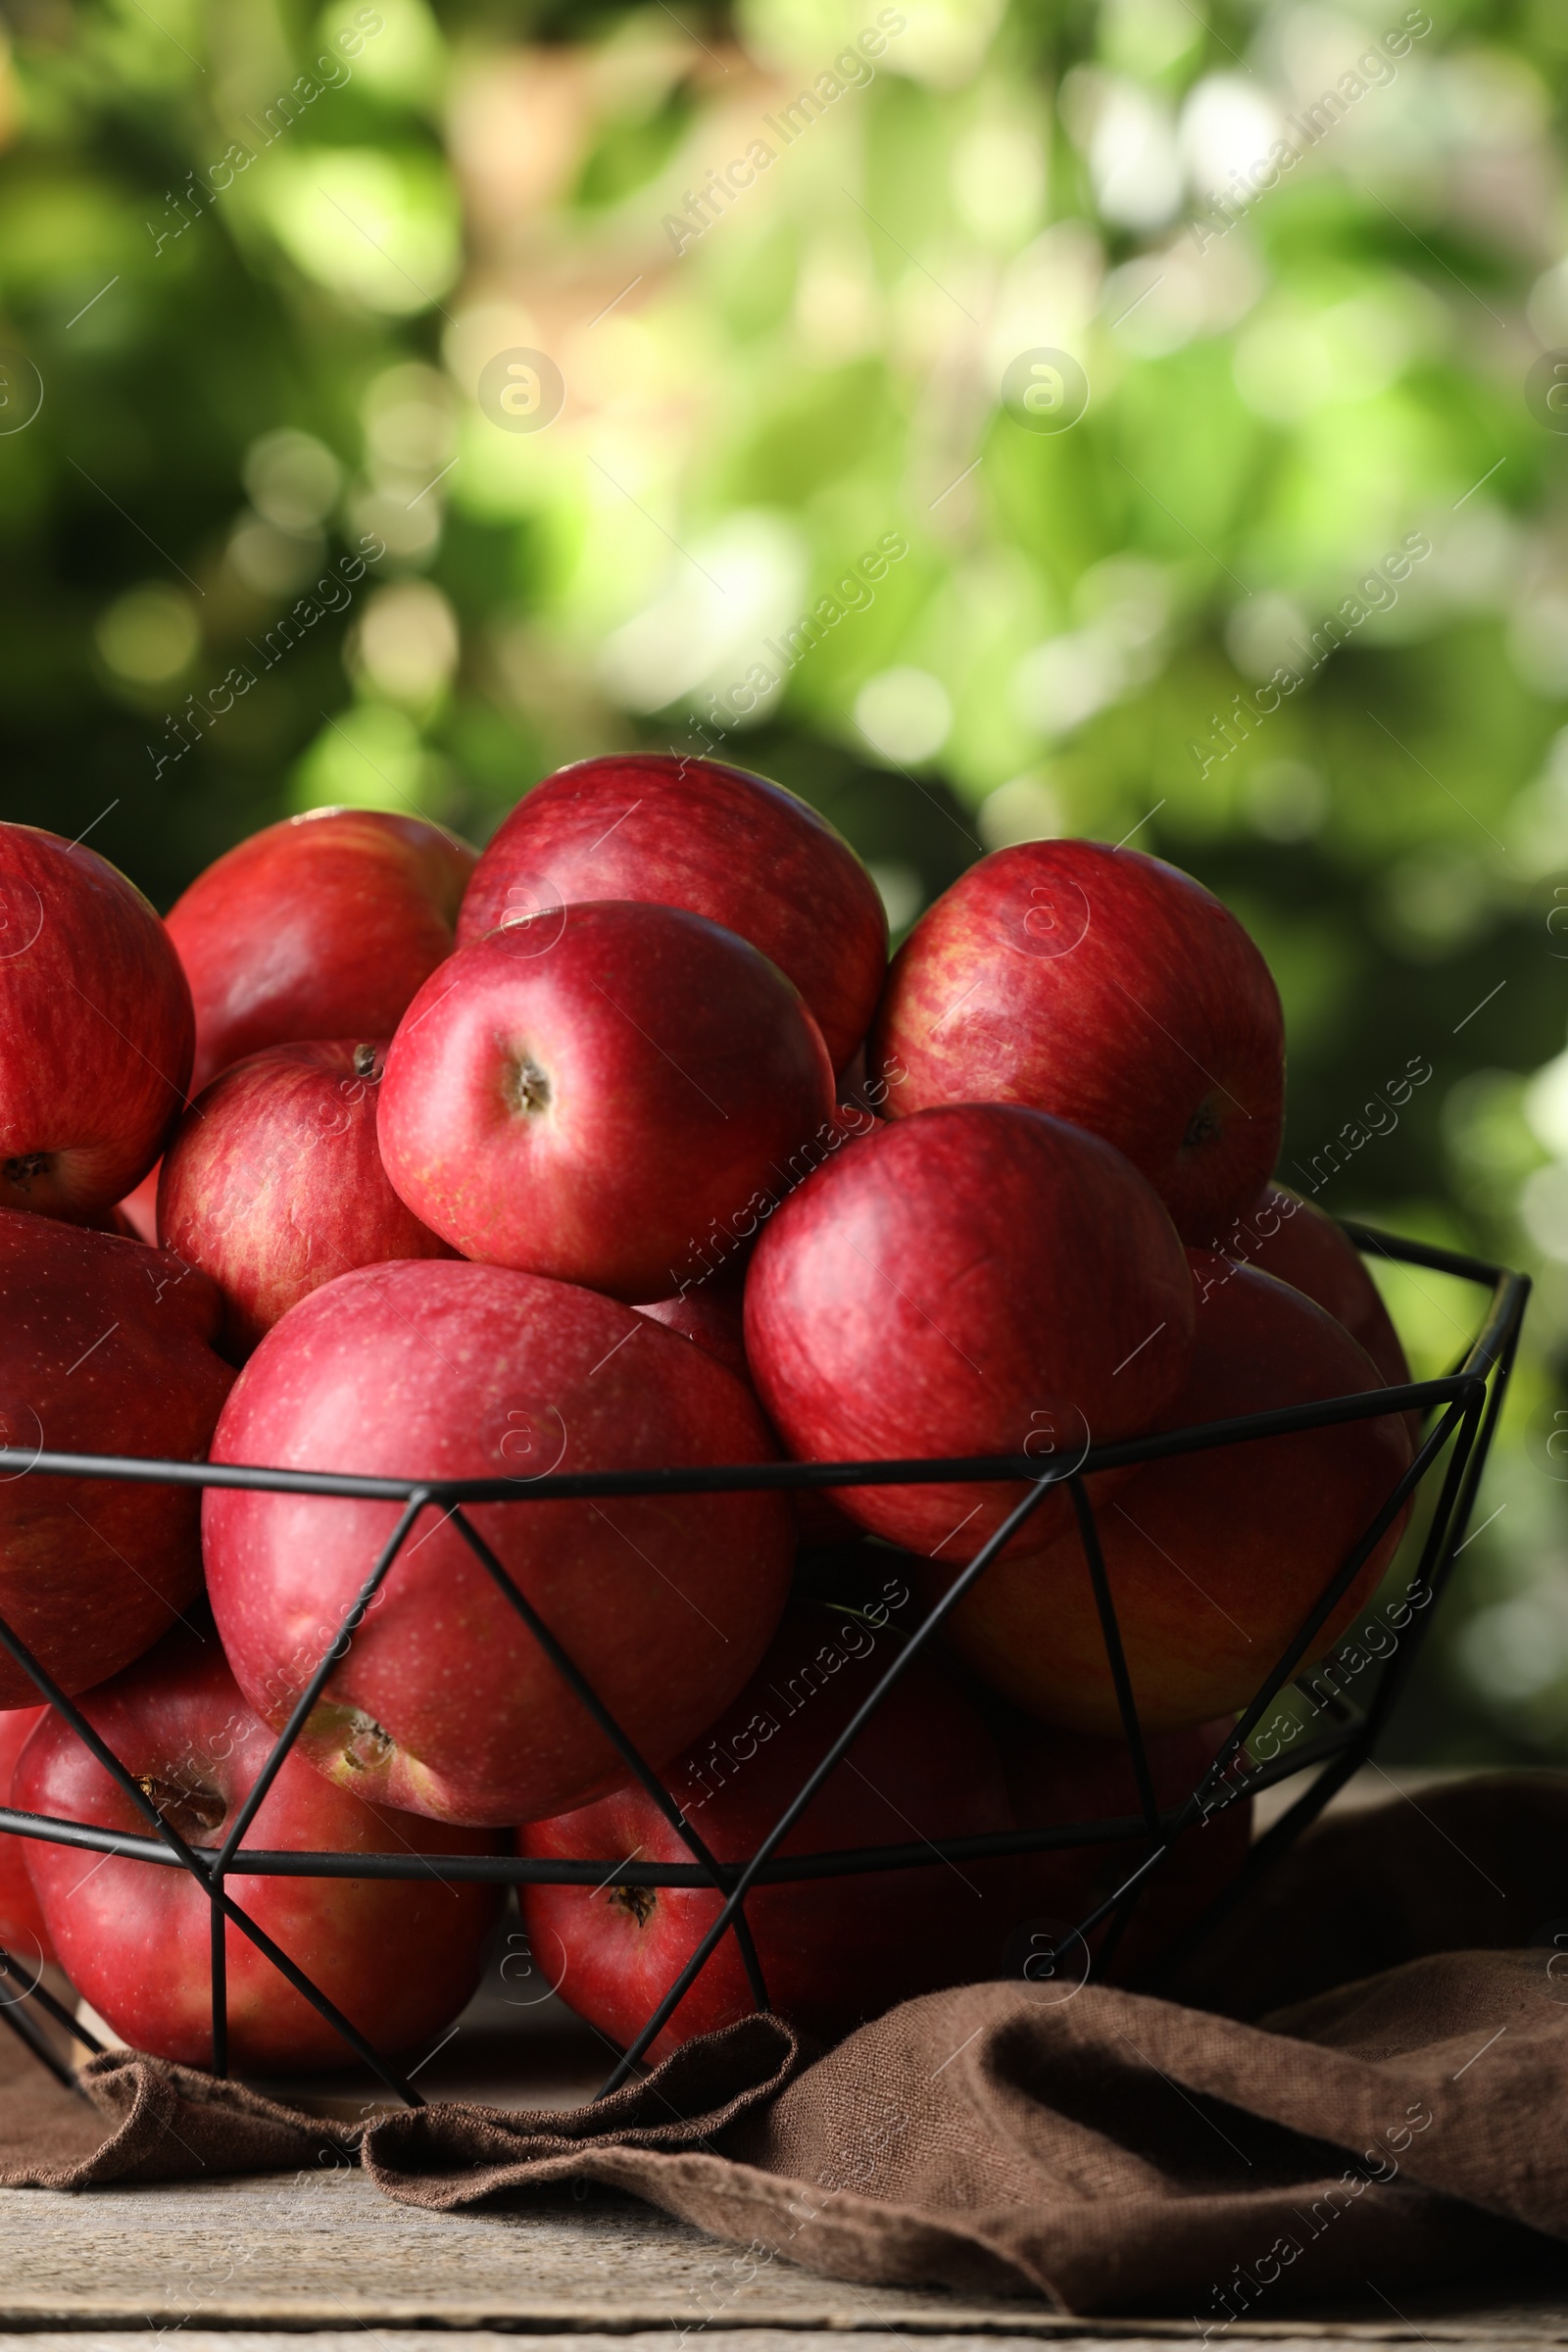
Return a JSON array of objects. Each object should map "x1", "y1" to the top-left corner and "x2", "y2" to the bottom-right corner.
[{"x1": 2, "y1": 0, "x2": 1567, "y2": 1759}]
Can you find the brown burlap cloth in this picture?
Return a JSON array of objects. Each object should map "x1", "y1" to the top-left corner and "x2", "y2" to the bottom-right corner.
[{"x1": 6, "y1": 1772, "x2": 1568, "y2": 2316}]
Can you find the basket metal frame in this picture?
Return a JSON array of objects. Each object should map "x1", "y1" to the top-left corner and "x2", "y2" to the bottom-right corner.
[{"x1": 0, "y1": 1221, "x2": 1528, "y2": 2107}]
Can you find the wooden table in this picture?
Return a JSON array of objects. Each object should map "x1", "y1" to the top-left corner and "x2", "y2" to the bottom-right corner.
[{"x1": 2, "y1": 2159, "x2": 1566, "y2": 2347}]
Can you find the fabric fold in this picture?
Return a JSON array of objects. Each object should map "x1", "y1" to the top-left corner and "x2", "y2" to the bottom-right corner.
[
  {"x1": 363, "y1": 1955, "x2": 1568, "y2": 2311},
  {"x1": 0, "y1": 2047, "x2": 359, "y2": 2189}
]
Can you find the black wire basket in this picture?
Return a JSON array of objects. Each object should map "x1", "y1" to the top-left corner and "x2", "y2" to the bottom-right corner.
[{"x1": 0, "y1": 1221, "x2": 1529, "y2": 2108}]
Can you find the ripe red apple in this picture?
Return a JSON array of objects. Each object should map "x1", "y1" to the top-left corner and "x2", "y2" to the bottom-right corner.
[
  {"x1": 994, "y1": 1709, "x2": 1250, "y2": 1984},
  {"x1": 377, "y1": 901, "x2": 836, "y2": 1304},
  {"x1": 0, "y1": 1212, "x2": 234, "y2": 1708},
  {"x1": 743, "y1": 1104, "x2": 1196, "y2": 1564},
  {"x1": 0, "y1": 1705, "x2": 54, "y2": 1968},
  {"x1": 639, "y1": 1091, "x2": 879, "y2": 1552},
  {"x1": 870, "y1": 841, "x2": 1285, "y2": 1244},
  {"x1": 158, "y1": 1041, "x2": 456, "y2": 1361},
  {"x1": 0, "y1": 824, "x2": 193, "y2": 1222},
  {"x1": 116, "y1": 1164, "x2": 160, "y2": 1246},
  {"x1": 636, "y1": 1280, "x2": 750, "y2": 1384},
  {"x1": 519, "y1": 1600, "x2": 1014, "y2": 2062},
  {"x1": 458, "y1": 754, "x2": 887, "y2": 1072},
  {"x1": 1219, "y1": 1183, "x2": 1411, "y2": 1393},
  {"x1": 83, "y1": 1203, "x2": 141, "y2": 1240},
  {"x1": 167, "y1": 808, "x2": 475, "y2": 1096},
  {"x1": 627, "y1": 1109, "x2": 876, "y2": 1348},
  {"x1": 635, "y1": 1273, "x2": 858, "y2": 1547},
  {"x1": 922, "y1": 1256, "x2": 1413, "y2": 1735},
  {"x1": 16, "y1": 1632, "x2": 502, "y2": 2073},
  {"x1": 204, "y1": 1259, "x2": 794, "y2": 1828}
]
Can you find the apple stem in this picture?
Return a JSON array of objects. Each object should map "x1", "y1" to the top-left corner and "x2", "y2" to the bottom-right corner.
[
  {"x1": 509, "y1": 1054, "x2": 552, "y2": 1114},
  {"x1": 608, "y1": 1883, "x2": 657, "y2": 1928}
]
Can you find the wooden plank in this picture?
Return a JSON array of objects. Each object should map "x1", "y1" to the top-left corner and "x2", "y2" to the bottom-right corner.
[
  {"x1": 0, "y1": 2320, "x2": 1565, "y2": 2343},
  {"x1": 0, "y1": 2173, "x2": 1565, "y2": 2338},
  {"x1": 0, "y1": 2170, "x2": 1045, "y2": 2331},
  {"x1": 0, "y1": 2322, "x2": 1562, "y2": 2345}
]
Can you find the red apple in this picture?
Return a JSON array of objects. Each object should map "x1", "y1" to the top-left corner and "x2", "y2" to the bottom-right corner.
[
  {"x1": 0, "y1": 1705, "x2": 54, "y2": 1968},
  {"x1": 116, "y1": 1165, "x2": 160, "y2": 1246},
  {"x1": 994, "y1": 1710, "x2": 1250, "y2": 1983},
  {"x1": 17, "y1": 1631, "x2": 502, "y2": 2073},
  {"x1": 204, "y1": 1259, "x2": 794, "y2": 1827},
  {"x1": 0, "y1": 824, "x2": 193, "y2": 1222},
  {"x1": 922, "y1": 1256, "x2": 1413, "y2": 1735},
  {"x1": 644, "y1": 1091, "x2": 879, "y2": 1552},
  {"x1": 636, "y1": 1282, "x2": 750, "y2": 1384},
  {"x1": 743, "y1": 1104, "x2": 1196, "y2": 1564},
  {"x1": 635, "y1": 1273, "x2": 858, "y2": 1546},
  {"x1": 458, "y1": 754, "x2": 887, "y2": 1072},
  {"x1": 157, "y1": 1041, "x2": 456, "y2": 1361},
  {"x1": 84, "y1": 1204, "x2": 141, "y2": 1240},
  {"x1": 377, "y1": 901, "x2": 836, "y2": 1304},
  {"x1": 626, "y1": 1104, "x2": 874, "y2": 1342},
  {"x1": 1219, "y1": 1183, "x2": 1411, "y2": 1393},
  {"x1": 167, "y1": 808, "x2": 475, "y2": 1096},
  {"x1": 519, "y1": 1600, "x2": 1014, "y2": 2062},
  {"x1": 0, "y1": 1211, "x2": 234, "y2": 1708},
  {"x1": 870, "y1": 841, "x2": 1285, "y2": 1244}
]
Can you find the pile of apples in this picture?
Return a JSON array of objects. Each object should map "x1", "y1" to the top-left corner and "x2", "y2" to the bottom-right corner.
[{"x1": 0, "y1": 756, "x2": 1416, "y2": 2074}]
